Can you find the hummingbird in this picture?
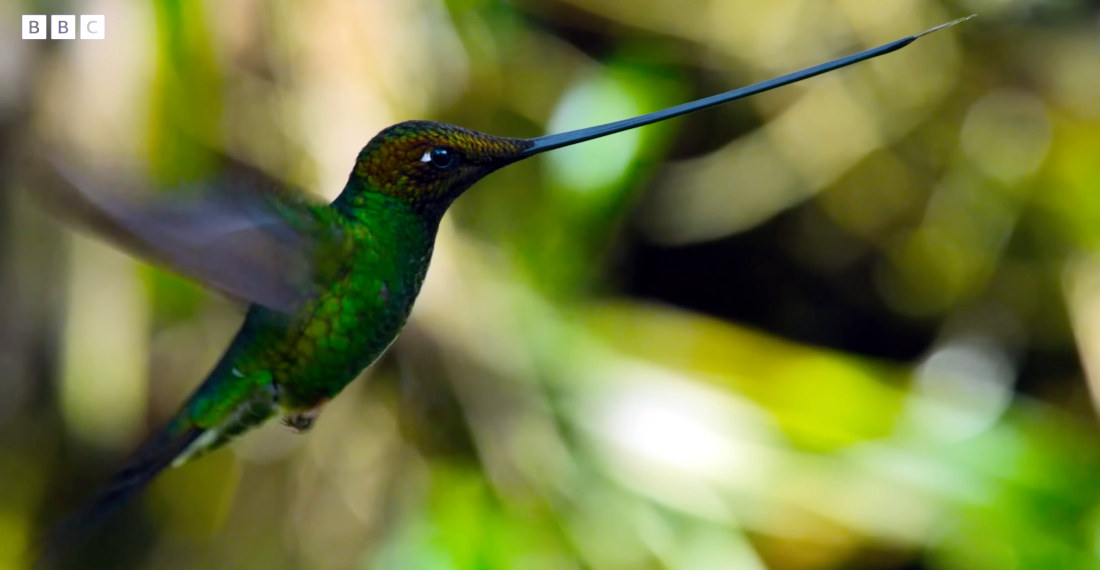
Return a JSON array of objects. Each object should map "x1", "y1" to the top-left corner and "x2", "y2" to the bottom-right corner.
[{"x1": 40, "y1": 16, "x2": 971, "y2": 555}]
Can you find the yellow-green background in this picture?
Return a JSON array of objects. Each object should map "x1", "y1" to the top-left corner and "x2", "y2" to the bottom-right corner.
[{"x1": 2, "y1": 0, "x2": 1100, "y2": 569}]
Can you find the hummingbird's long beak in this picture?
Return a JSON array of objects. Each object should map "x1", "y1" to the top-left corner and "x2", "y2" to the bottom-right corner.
[{"x1": 519, "y1": 15, "x2": 974, "y2": 157}]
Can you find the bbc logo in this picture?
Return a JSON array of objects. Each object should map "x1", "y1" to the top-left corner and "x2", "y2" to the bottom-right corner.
[{"x1": 22, "y1": 15, "x2": 105, "y2": 40}]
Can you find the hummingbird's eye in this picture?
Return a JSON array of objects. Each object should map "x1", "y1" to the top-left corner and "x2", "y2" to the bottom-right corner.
[{"x1": 420, "y1": 147, "x2": 458, "y2": 170}]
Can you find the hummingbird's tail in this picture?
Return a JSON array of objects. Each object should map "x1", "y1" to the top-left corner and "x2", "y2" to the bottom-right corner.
[{"x1": 37, "y1": 424, "x2": 205, "y2": 567}]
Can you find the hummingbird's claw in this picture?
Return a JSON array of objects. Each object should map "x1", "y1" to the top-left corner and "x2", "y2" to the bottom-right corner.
[{"x1": 282, "y1": 403, "x2": 326, "y2": 433}]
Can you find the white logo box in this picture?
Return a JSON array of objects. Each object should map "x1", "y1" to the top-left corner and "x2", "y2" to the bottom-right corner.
[{"x1": 22, "y1": 14, "x2": 104, "y2": 39}]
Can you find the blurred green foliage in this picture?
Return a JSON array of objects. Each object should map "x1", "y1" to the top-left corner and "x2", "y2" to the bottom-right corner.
[{"x1": 4, "y1": 1, "x2": 1100, "y2": 569}]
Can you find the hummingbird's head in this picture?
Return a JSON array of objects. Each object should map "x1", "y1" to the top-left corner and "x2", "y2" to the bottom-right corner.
[
  {"x1": 350, "y1": 121, "x2": 534, "y2": 210},
  {"x1": 342, "y1": 17, "x2": 971, "y2": 213}
]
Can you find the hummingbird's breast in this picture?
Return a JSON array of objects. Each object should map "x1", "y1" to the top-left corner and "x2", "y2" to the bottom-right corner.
[{"x1": 256, "y1": 209, "x2": 438, "y2": 410}]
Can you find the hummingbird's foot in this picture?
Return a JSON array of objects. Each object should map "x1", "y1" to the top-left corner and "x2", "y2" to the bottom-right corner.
[{"x1": 281, "y1": 401, "x2": 327, "y2": 433}]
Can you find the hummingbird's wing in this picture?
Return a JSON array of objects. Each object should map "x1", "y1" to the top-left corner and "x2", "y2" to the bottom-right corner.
[{"x1": 34, "y1": 158, "x2": 341, "y2": 313}]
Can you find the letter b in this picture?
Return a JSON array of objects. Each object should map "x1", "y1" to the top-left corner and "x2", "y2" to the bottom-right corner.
[
  {"x1": 52, "y1": 15, "x2": 75, "y2": 40},
  {"x1": 22, "y1": 15, "x2": 47, "y2": 39}
]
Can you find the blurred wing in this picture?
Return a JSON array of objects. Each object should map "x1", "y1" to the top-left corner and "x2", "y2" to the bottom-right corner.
[{"x1": 36, "y1": 159, "x2": 340, "y2": 313}]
